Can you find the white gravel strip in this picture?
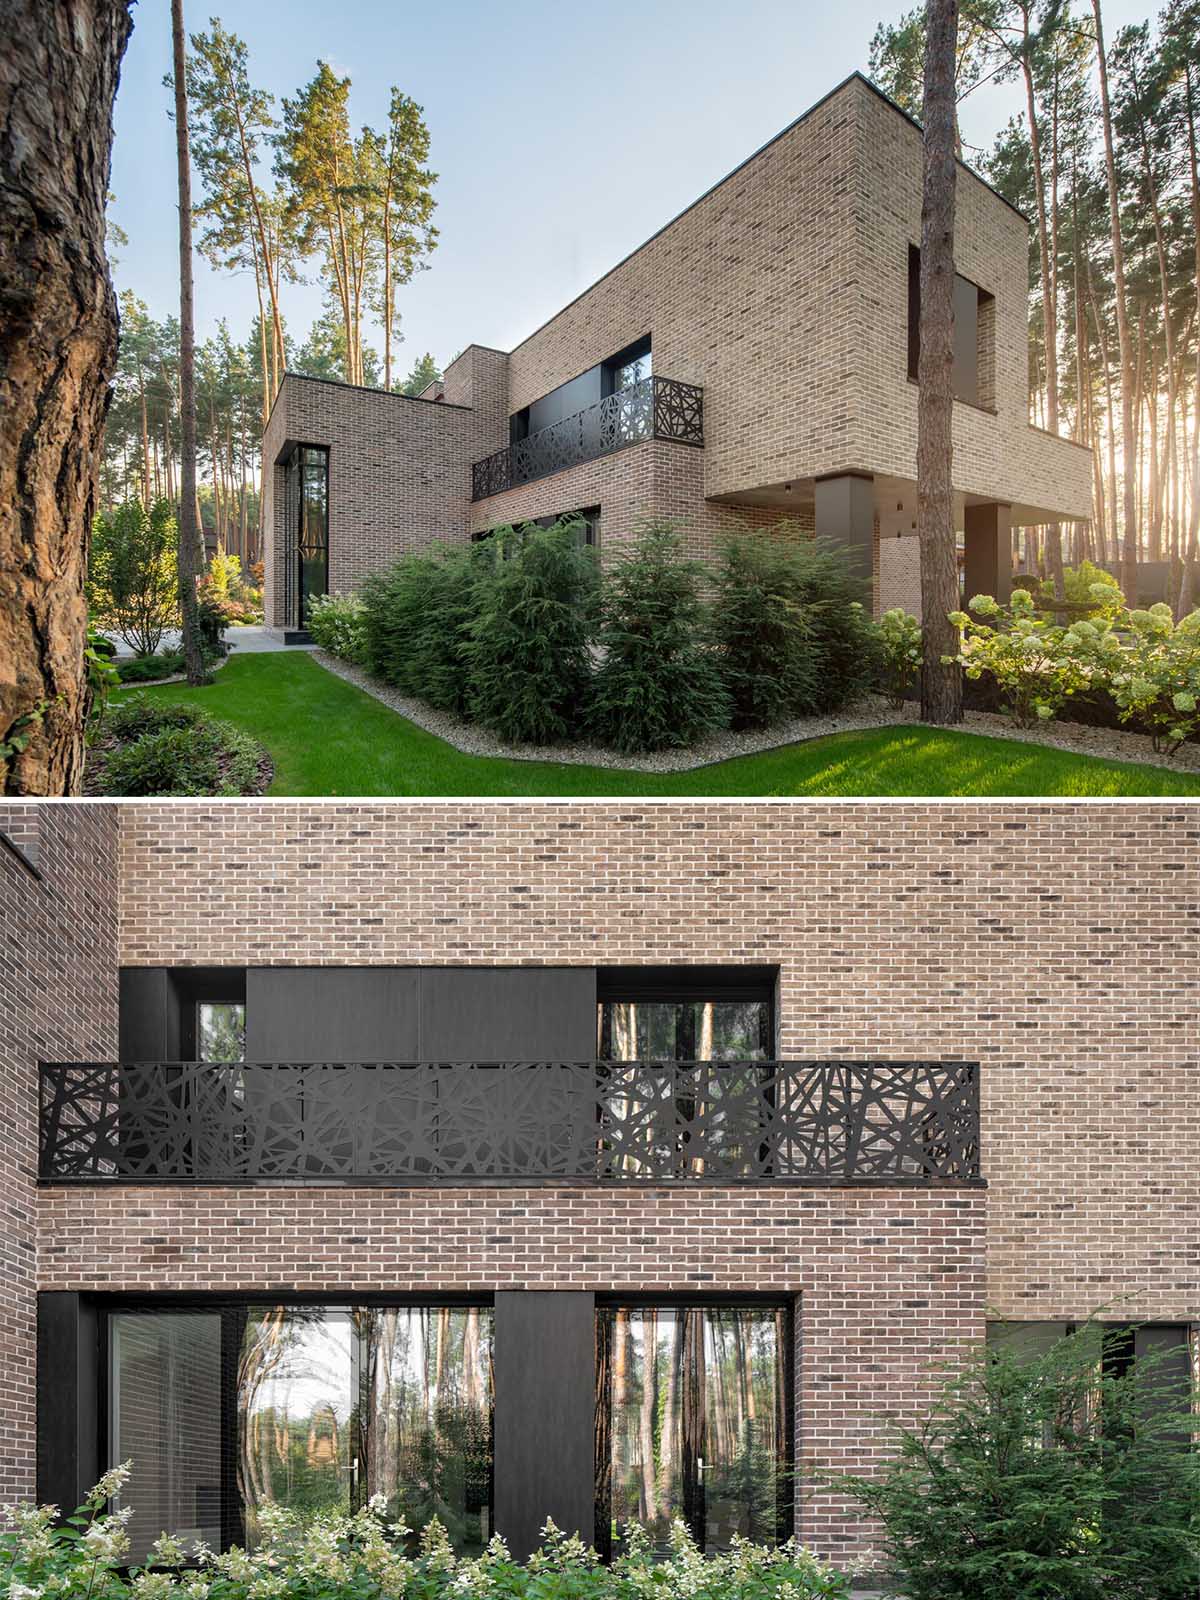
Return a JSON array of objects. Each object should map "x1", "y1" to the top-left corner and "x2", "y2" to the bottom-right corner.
[{"x1": 309, "y1": 650, "x2": 1200, "y2": 777}]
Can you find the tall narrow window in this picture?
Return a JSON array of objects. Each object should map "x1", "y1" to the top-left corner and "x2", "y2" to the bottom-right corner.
[
  {"x1": 596, "y1": 1304, "x2": 790, "y2": 1557},
  {"x1": 298, "y1": 447, "x2": 329, "y2": 622},
  {"x1": 283, "y1": 444, "x2": 329, "y2": 626},
  {"x1": 359, "y1": 1306, "x2": 494, "y2": 1552},
  {"x1": 110, "y1": 1311, "x2": 223, "y2": 1561}
]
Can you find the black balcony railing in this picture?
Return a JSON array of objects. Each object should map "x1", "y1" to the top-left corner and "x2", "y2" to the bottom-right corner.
[
  {"x1": 470, "y1": 375, "x2": 704, "y2": 501},
  {"x1": 38, "y1": 1059, "x2": 980, "y2": 1186}
]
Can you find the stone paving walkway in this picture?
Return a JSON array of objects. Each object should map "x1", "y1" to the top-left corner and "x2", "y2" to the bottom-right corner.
[{"x1": 105, "y1": 626, "x2": 312, "y2": 656}]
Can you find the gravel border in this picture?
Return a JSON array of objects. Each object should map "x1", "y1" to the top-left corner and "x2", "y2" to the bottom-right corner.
[
  {"x1": 110, "y1": 651, "x2": 233, "y2": 689},
  {"x1": 310, "y1": 651, "x2": 1200, "y2": 777}
]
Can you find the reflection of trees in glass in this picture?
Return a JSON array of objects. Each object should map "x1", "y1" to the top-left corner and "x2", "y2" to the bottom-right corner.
[
  {"x1": 599, "y1": 1000, "x2": 770, "y2": 1060},
  {"x1": 603, "y1": 1305, "x2": 784, "y2": 1556},
  {"x1": 358, "y1": 1307, "x2": 493, "y2": 1556},
  {"x1": 199, "y1": 1002, "x2": 245, "y2": 1063},
  {"x1": 238, "y1": 1306, "x2": 352, "y2": 1544}
]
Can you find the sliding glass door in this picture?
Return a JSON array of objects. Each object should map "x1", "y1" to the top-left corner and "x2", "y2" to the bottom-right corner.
[
  {"x1": 596, "y1": 1303, "x2": 790, "y2": 1557},
  {"x1": 109, "y1": 1303, "x2": 493, "y2": 1561}
]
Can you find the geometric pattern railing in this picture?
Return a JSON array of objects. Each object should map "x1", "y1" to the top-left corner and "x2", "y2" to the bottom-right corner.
[
  {"x1": 470, "y1": 374, "x2": 704, "y2": 502},
  {"x1": 39, "y1": 1060, "x2": 981, "y2": 1186}
]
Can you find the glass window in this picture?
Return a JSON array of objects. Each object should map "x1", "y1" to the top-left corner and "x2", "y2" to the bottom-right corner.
[
  {"x1": 108, "y1": 1303, "x2": 493, "y2": 1559},
  {"x1": 597, "y1": 1304, "x2": 789, "y2": 1557},
  {"x1": 199, "y1": 1002, "x2": 245, "y2": 1063},
  {"x1": 238, "y1": 1307, "x2": 354, "y2": 1544},
  {"x1": 598, "y1": 999, "x2": 771, "y2": 1060},
  {"x1": 360, "y1": 1306, "x2": 494, "y2": 1553},
  {"x1": 110, "y1": 1312, "x2": 223, "y2": 1562},
  {"x1": 298, "y1": 447, "x2": 329, "y2": 623}
]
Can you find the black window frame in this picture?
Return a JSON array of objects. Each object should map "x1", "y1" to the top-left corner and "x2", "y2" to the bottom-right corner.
[
  {"x1": 596, "y1": 966, "x2": 778, "y2": 1060},
  {"x1": 593, "y1": 1295, "x2": 795, "y2": 1559},
  {"x1": 282, "y1": 442, "x2": 330, "y2": 629},
  {"x1": 99, "y1": 1292, "x2": 496, "y2": 1560}
]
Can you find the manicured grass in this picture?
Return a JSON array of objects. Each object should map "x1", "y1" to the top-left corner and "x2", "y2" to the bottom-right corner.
[{"x1": 105, "y1": 650, "x2": 1200, "y2": 797}]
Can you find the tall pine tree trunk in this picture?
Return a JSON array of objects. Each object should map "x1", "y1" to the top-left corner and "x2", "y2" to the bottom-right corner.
[
  {"x1": 172, "y1": 0, "x2": 206, "y2": 683},
  {"x1": 1092, "y1": 0, "x2": 1139, "y2": 600},
  {"x1": 0, "y1": 0, "x2": 133, "y2": 794},
  {"x1": 918, "y1": 0, "x2": 963, "y2": 725}
]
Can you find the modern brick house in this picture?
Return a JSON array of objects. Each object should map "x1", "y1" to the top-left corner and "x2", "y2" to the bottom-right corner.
[
  {"x1": 262, "y1": 72, "x2": 1092, "y2": 636},
  {"x1": 4, "y1": 802, "x2": 1195, "y2": 1570}
]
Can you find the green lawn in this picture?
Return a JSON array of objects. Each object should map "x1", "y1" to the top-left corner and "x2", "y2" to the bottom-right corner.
[{"x1": 106, "y1": 650, "x2": 1200, "y2": 798}]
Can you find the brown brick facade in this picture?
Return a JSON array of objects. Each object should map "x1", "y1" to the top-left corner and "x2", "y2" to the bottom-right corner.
[
  {"x1": 38, "y1": 1184, "x2": 985, "y2": 1563},
  {"x1": 9, "y1": 800, "x2": 1198, "y2": 1563},
  {"x1": 262, "y1": 74, "x2": 1092, "y2": 628},
  {"x1": 110, "y1": 802, "x2": 1199, "y2": 1325},
  {"x1": 0, "y1": 805, "x2": 119, "y2": 1500}
]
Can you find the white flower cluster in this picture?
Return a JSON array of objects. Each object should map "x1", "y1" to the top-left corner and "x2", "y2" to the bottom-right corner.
[{"x1": 0, "y1": 1471, "x2": 848, "y2": 1600}]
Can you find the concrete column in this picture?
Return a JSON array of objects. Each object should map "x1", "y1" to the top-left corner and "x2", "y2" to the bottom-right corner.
[
  {"x1": 963, "y1": 502, "x2": 1012, "y2": 605},
  {"x1": 814, "y1": 472, "x2": 874, "y2": 585}
]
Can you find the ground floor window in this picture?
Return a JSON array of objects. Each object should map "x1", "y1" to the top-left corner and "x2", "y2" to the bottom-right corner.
[
  {"x1": 595, "y1": 1303, "x2": 791, "y2": 1557},
  {"x1": 105, "y1": 1296, "x2": 791, "y2": 1564},
  {"x1": 473, "y1": 506, "x2": 599, "y2": 551},
  {"x1": 108, "y1": 1304, "x2": 494, "y2": 1561},
  {"x1": 282, "y1": 444, "x2": 329, "y2": 626}
]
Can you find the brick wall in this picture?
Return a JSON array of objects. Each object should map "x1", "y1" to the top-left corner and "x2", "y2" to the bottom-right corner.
[
  {"x1": 850, "y1": 82, "x2": 1092, "y2": 520},
  {"x1": 0, "y1": 804, "x2": 119, "y2": 1499},
  {"x1": 261, "y1": 372, "x2": 507, "y2": 628},
  {"x1": 467, "y1": 438, "x2": 813, "y2": 565},
  {"x1": 38, "y1": 1182, "x2": 985, "y2": 1563},
  {"x1": 112, "y1": 802, "x2": 1199, "y2": 1322}
]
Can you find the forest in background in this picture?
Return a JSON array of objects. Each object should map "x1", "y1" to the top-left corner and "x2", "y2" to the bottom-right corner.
[{"x1": 102, "y1": 0, "x2": 1200, "y2": 592}]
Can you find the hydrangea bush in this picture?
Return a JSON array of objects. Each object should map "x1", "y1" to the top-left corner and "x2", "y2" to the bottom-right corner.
[
  {"x1": 945, "y1": 590, "x2": 1103, "y2": 728},
  {"x1": 0, "y1": 1470, "x2": 849, "y2": 1600},
  {"x1": 875, "y1": 609, "x2": 922, "y2": 708},
  {"x1": 947, "y1": 588, "x2": 1200, "y2": 753},
  {"x1": 1104, "y1": 603, "x2": 1200, "y2": 754},
  {"x1": 307, "y1": 593, "x2": 368, "y2": 666}
]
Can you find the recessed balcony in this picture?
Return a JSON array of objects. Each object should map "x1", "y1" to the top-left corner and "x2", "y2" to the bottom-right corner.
[
  {"x1": 471, "y1": 374, "x2": 704, "y2": 501},
  {"x1": 39, "y1": 1058, "x2": 980, "y2": 1186}
]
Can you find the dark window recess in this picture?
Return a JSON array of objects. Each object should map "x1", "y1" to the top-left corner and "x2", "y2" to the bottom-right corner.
[
  {"x1": 595, "y1": 1303, "x2": 791, "y2": 1557},
  {"x1": 473, "y1": 506, "x2": 599, "y2": 551},
  {"x1": 107, "y1": 1303, "x2": 494, "y2": 1562},
  {"x1": 907, "y1": 245, "x2": 992, "y2": 407},
  {"x1": 509, "y1": 337, "x2": 651, "y2": 444},
  {"x1": 174, "y1": 970, "x2": 247, "y2": 1062},
  {"x1": 597, "y1": 966, "x2": 776, "y2": 1060},
  {"x1": 282, "y1": 444, "x2": 328, "y2": 627}
]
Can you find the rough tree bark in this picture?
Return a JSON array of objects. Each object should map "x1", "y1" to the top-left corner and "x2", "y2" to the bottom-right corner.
[
  {"x1": 919, "y1": 0, "x2": 964, "y2": 725},
  {"x1": 0, "y1": 0, "x2": 134, "y2": 794},
  {"x1": 172, "y1": 0, "x2": 207, "y2": 683}
]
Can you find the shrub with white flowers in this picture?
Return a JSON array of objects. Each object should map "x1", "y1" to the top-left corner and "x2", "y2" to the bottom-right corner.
[
  {"x1": 1103, "y1": 603, "x2": 1200, "y2": 755},
  {"x1": 0, "y1": 1476, "x2": 849, "y2": 1600},
  {"x1": 945, "y1": 590, "x2": 1100, "y2": 728},
  {"x1": 306, "y1": 593, "x2": 367, "y2": 665},
  {"x1": 875, "y1": 609, "x2": 922, "y2": 708}
]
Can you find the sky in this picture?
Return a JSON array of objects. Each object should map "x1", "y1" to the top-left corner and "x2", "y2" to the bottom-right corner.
[{"x1": 110, "y1": 0, "x2": 1154, "y2": 377}]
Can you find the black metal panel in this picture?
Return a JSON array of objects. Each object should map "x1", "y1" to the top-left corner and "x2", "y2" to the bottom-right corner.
[
  {"x1": 38, "y1": 1060, "x2": 981, "y2": 1186},
  {"x1": 471, "y1": 376, "x2": 703, "y2": 501},
  {"x1": 493, "y1": 1291, "x2": 595, "y2": 1560},
  {"x1": 119, "y1": 969, "x2": 179, "y2": 1060},
  {"x1": 245, "y1": 968, "x2": 420, "y2": 1062},
  {"x1": 419, "y1": 968, "x2": 596, "y2": 1059},
  {"x1": 37, "y1": 1292, "x2": 99, "y2": 1513}
]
